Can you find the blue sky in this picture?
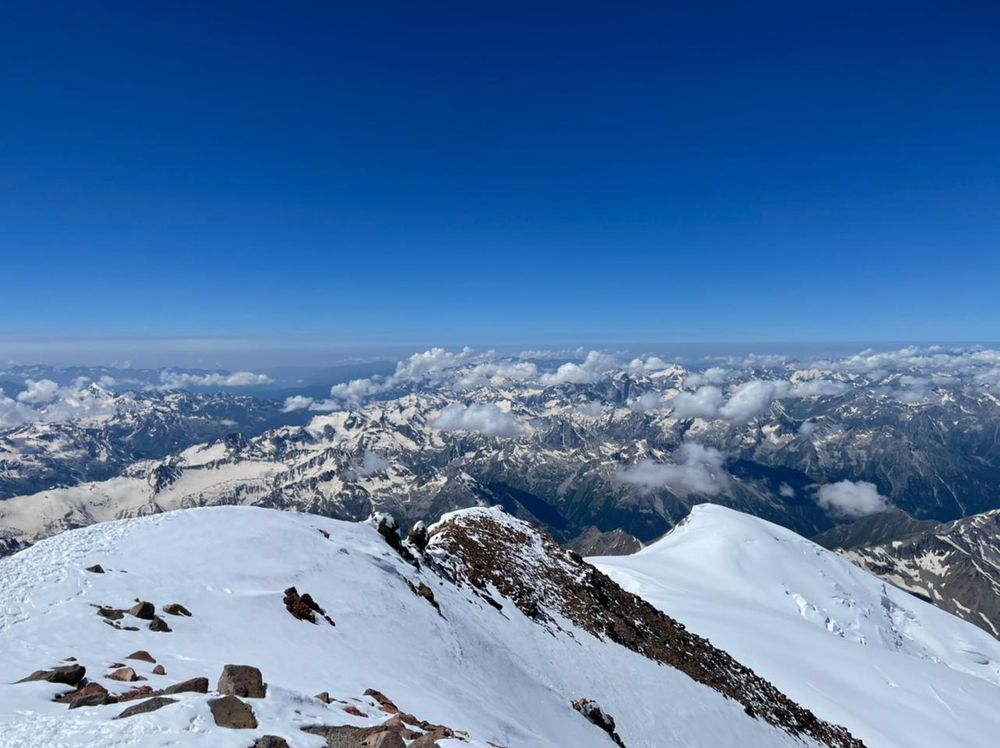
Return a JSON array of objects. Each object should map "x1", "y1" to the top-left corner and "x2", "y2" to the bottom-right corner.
[{"x1": 2, "y1": 1, "x2": 999, "y2": 351}]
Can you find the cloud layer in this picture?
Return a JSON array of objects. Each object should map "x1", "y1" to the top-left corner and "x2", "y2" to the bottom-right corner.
[
  {"x1": 615, "y1": 442, "x2": 729, "y2": 496},
  {"x1": 816, "y1": 480, "x2": 890, "y2": 518}
]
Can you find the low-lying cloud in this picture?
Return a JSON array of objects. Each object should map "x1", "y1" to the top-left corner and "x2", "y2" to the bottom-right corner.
[
  {"x1": 616, "y1": 442, "x2": 729, "y2": 496},
  {"x1": 429, "y1": 402, "x2": 526, "y2": 438},
  {"x1": 816, "y1": 480, "x2": 890, "y2": 518}
]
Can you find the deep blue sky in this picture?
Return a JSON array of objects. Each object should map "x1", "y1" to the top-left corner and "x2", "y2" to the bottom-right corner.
[{"x1": 2, "y1": 0, "x2": 999, "y2": 351}]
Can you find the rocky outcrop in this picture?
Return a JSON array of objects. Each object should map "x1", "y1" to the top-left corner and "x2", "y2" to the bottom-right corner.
[
  {"x1": 572, "y1": 698, "x2": 626, "y2": 747},
  {"x1": 162, "y1": 676, "x2": 209, "y2": 694},
  {"x1": 17, "y1": 664, "x2": 85, "y2": 686},
  {"x1": 428, "y1": 508, "x2": 864, "y2": 748},
  {"x1": 209, "y1": 695, "x2": 257, "y2": 729},
  {"x1": 218, "y1": 664, "x2": 267, "y2": 698},
  {"x1": 283, "y1": 587, "x2": 335, "y2": 625}
]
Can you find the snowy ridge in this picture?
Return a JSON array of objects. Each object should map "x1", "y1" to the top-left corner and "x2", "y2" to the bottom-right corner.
[
  {"x1": 593, "y1": 504, "x2": 1000, "y2": 748},
  {"x1": 0, "y1": 505, "x2": 855, "y2": 747}
]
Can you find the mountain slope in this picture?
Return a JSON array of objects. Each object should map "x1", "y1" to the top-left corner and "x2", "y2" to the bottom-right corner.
[
  {"x1": 838, "y1": 509, "x2": 1000, "y2": 636},
  {"x1": 592, "y1": 504, "x2": 1000, "y2": 748},
  {"x1": 0, "y1": 505, "x2": 858, "y2": 748}
]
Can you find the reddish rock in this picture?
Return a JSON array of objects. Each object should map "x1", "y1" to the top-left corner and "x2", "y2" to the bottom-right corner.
[
  {"x1": 126, "y1": 650, "x2": 156, "y2": 663},
  {"x1": 283, "y1": 587, "x2": 335, "y2": 626},
  {"x1": 364, "y1": 688, "x2": 398, "y2": 714},
  {"x1": 129, "y1": 601, "x2": 155, "y2": 619},
  {"x1": 107, "y1": 667, "x2": 144, "y2": 682},
  {"x1": 148, "y1": 616, "x2": 171, "y2": 632},
  {"x1": 116, "y1": 686, "x2": 156, "y2": 703},
  {"x1": 163, "y1": 602, "x2": 192, "y2": 617},
  {"x1": 218, "y1": 664, "x2": 266, "y2": 698},
  {"x1": 17, "y1": 664, "x2": 86, "y2": 686},
  {"x1": 115, "y1": 696, "x2": 176, "y2": 719},
  {"x1": 314, "y1": 691, "x2": 332, "y2": 703},
  {"x1": 152, "y1": 665, "x2": 166, "y2": 675},
  {"x1": 344, "y1": 704, "x2": 367, "y2": 717},
  {"x1": 161, "y1": 677, "x2": 209, "y2": 695},
  {"x1": 208, "y1": 695, "x2": 258, "y2": 729}
]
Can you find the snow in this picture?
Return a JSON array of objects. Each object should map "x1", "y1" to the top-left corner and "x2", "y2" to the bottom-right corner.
[
  {"x1": 0, "y1": 506, "x2": 820, "y2": 747},
  {"x1": 592, "y1": 504, "x2": 1000, "y2": 748}
]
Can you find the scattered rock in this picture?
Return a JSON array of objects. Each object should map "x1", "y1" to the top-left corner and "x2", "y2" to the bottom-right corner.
[
  {"x1": 152, "y1": 664, "x2": 166, "y2": 675},
  {"x1": 283, "y1": 587, "x2": 335, "y2": 626},
  {"x1": 126, "y1": 650, "x2": 156, "y2": 663},
  {"x1": 96, "y1": 606, "x2": 125, "y2": 621},
  {"x1": 364, "y1": 688, "x2": 398, "y2": 714},
  {"x1": 148, "y1": 616, "x2": 172, "y2": 632},
  {"x1": 317, "y1": 528, "x2": 330, "y2": 539},
  {"x1": 253, "y1": 737, "x2": 291, "y2": 748},
  {"x1": 163, "y1": 602, "x2": 192, "y2": 616},
  {"x1": 209, "y1": 695, "x2": 258, "y2": 729},
  {"x1": 115, "y1": 696, "x2": 177, "y2": 719},
  {"x1": 162, "y1": 676, "x2": 209, "y2": 695},
  {"x1": 218, "y1": 664, "x2": 267, "y2": 698},
  {"x1": 85, "y1": 564, "x2": 105, "y2": 574},
  {"x1": 409, "y1": 732, "x2": 450, "y2": 748},
  {"x1": 129, "y1": 601, "x2": 155, "y2": 619},
  {"x1": 572, "y1": 698, "x2": 626, "y2": 748},
  {"x1": 17, "y1": 664, "x2": 86, "y2": 686},
  {"x1": 302, "y1": 725, "x2": 367, "y2": 745},
  {"x1": 406, "y1": 580, "x2": 441, "y2": 614},
  {"x1": 315, "y1": 691, "x2": 332, "y2": 703},
  {"x1": 117, "y1": 686, "x2": 156, "y2": 702},
  {"x1": 363, "y1": 729, "x2": 405, "y2": 748},
  {"x1": 54, "y1": 682, "x2": 116, "y2": 709},
  {"x1": 344, "y1": 704, "x2": 367, "y2": 717},
  {"x1": 107, "y1": 667, "x2": 144, "y2": 682},
  {"x1": 407, "y1": 521, "x2": 429, "y2": 552}
]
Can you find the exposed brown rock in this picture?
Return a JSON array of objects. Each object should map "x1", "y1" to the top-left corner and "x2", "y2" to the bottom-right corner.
[
  {"x1": 406, "y1": 580, "x2": 442, "y2": 615},
  {"x1": 407, "y1": 521, "x2": 429, "y2": 552},
  {"x1": 428, "y1": 510, "x2": 864, "y2": 748},
  {"x1": 85, "y1": 564, "x2": 105, "y2": 574},
  {"x1": 54, "y1": 682, "x2": 117, "y2": 709},
  {"x1": 17, "y1": 664, "x2": 86, "y2": 686},
  {"x1": 344, "y1": 704, "x2": 366, "y2": 717},
  {"x1": 253, "y1": 737, "x2": 291, "y2": 748},
  {"x1": 162, "y1": 677, "x2": 209, "y2": 695},
  {"x1": 363, "y1": 729, "x2": 405, "y2": 748},
  {"x1": 152, "y1": 665, "x2": 166, "y2": 675},
  {"x1": 209, "y1": 695, "x2": 258, "y2": 729},
  {"x1": 163, "y1": 602, "x2": 192, "y2": 617},
  {"x1": 372, "y1": 513, "x2": 417, "y2": 566},
  {"x1": 315, "y1": 691, "x2": 333, "y2": 703},
  {"x1": 572, "y1": 698, "x2": 626, "y2": 747},
  {"x1": 129, "y1": 601, "x2": 155, "y2": 619},
  {"x1": 115, "y1": 696, "x2": 177, "y2": 719},
  {"x1": 302, "y1": 725, "x2": 367, "y2": 746},
  {"x1": 218, "y1": 664, "x2": 267, "y2": 698},
  {"x1": 117, "y1": 686, "x2": 156, "y2": 702},
  {"x1": 148, "y1": 616, "x2": 171, "y2": 632},
  {"x1": 96, "y1": 606, "x2": 125, "y2": 621},
  {"x1": 283, "y1": 586, "x2": 335, "y2": 626},
  {"x1": 363, "y1": 688, "x2": 398, "y2": 714},
  {"x1": 107, "y1": 667, "x2": 144, "y2": 682},
  {"x1": 126, "y1": 650, "x2": 156, "y2": 663}
]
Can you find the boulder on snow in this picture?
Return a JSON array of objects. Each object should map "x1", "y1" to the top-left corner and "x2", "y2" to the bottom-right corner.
[
  {"x1": 283, "y1": 586, "x2": 335, "y2": 626},
  {"x1": 163, "y1": 602, "x2": 192, "y2": 616},
  {"x1": 129, "y1": 601, "x2": 155, "y2": 619},
  {"x1": 54, "y1": 682, "x2": 116, "y2": 709},
  {"x1": 363, "y1": 729, "x2": 406, "y2": 748},
  {"x1": 252, "y1": 737, "x2": 290, "y2": 748},
  {"x1": 364, "y1": 688, "x2": 398, "y2": 714},
  {"x1": 152, "y1": 664, "x2": 166, "y2": 675},
  {"x1": 218, "y1": 664, "x2": 267, "y2": 698},
  {"x1": 126, "y1": 650, "x2": 156, "y2": 663},
  {"x1": 161, "y1": 676, "x2": 209, "y2": 694},
  {"x1": 17, "y1": 664, "x2": 86, "y2": 686},
  {"x1": 117, "y1": 686, "x2": 156, "y2": 702},
  {"x1": 407, "y1": 521, "x2": 429, "y2": 552},
  {"x1": 209, "y1": 695, "x2": 258, "y2": 729},
  {"x1": 85, "y1": 564, "x2": 105, "y2": 574},
  {"x1": 107, "y1": 666, "x2": 144, "y2": 682},
  {"x1": 572, "y1": 698, "x2": 626, "y2": 748},
  {"x1": 115, "y1": 696, "x2": 177, "y2": 719},
  {"x1": 148, "y1": 615, "x2": 172, "y2": 632}
]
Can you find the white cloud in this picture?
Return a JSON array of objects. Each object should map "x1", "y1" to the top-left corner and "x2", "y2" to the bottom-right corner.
[
  {"x1": 158, "y1": 370, "x2": 272, "y2": 389},
  {"x1": 429, "y1": 403, "x2": 526, "y2": 438},
  {"x1": 628, "y1": 355, "x2": 672, "y2": 373},
  {"x1": 779, "y1": 482, "x2": 796, "y2": 498},
  {"x1": 718, "y1": 380, "x2": 789, "y2": 424},
  {"x1": 455, "y1": 361, "x2": 538, "y2": 390},
  {"x1": 684, "y1": 367, "x2": 729, "y2": 389},
  {"x1": 0, "y1": 390, "x2": 36, "y2": 428},
  {"x1": 330, "y1": 347, "x2": 479, "y2": 404},
  {"x1": 788, "y1": 379, "x2": 850, "y2": 398},
  {"x1": 17, "y1": 378, "x2": 59, "y2": 404},
  {"x1": 615, "y1": 442, "x2": 729, "y2": 496},
  {"x1": 631, "y1": 391, "x2": 665, "y2": 413},
  {"x1": 816, "y1": 480, "x2": 890, "y2": 518},
  {"x1": 669, "y1": 385, "x2": 724, "y2": 420},
  {"x1": 540, "y1": 351, "x2": 620, "y2": 385},
  {"x1": 799, "y1": 421, "x2": 817, "y2": 436},
  {"x1": 282, "y1": 395, "x2": 314, "y2": 412}
]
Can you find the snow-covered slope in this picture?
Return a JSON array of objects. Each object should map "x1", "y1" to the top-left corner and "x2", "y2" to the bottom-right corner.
[
  {"x1": 593, "y1": 504, "x2": 1000, "y2": 748},
  {"x1": 0, "y1": 506, "x2": 858, "y2": 748}
]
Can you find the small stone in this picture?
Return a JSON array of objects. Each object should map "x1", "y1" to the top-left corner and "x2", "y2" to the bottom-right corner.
[
  {"x1": 85, "y1": 564, "x2": 105, "y2": 574},
  {"x1": 126, "y1": 650, "x2": 156, "y2": 663},
  {"x1": 129, "y1": 601, "x2": 155, "y2": 619},
  {"x1": 314, "y1": 691, "x2": 332, "y2": 703},
  {"x1": 96, "y1": 606, "x2": 124, "y2": 620},
  {"x1": 218, "y1": 664, "x2": 266, "y2": 698},
  {"x1": 161, "y1": 676, "x2": 209, "y2": 694},
  {"x1": 208, "y1": 695, "x2": 257, "y2": 729},
  {"x1": 152, "y1": 664, "x2": 166, "y2": 675},
  {"x1": 345, "y1": 704, "x2": 366, "y2": 717},
  {"x1": 117, "y1": 686, "x2": 156, "y2": 702},
  {"x1": 107, "y1": 666, "x2": 143, "y2": 682},
  {"x1": 163, "y1": 602, "x2": 192, "y2": 616},
  {"x1": 17, "y1": 664, "x2": 86, "y2": 686},
  {"x1": 115, "y1": 696, "x2": 176, "y2": 719},
  {"x1": 253, "y1": 737, "x2": 290, "y2": 748},
  {"x1": 148, "y1": 616, "x2": 172, "y2": 632}
]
